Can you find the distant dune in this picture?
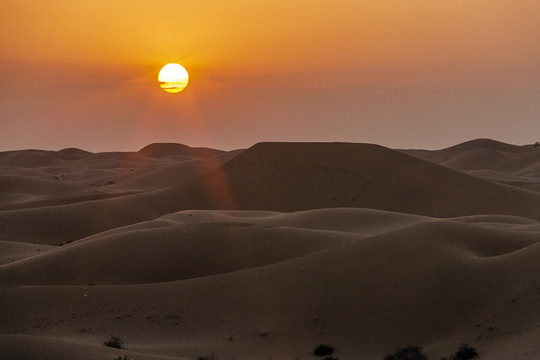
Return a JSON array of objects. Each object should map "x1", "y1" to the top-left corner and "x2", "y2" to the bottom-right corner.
[
  {"x1": 138, "y1": 142, "x2": 226, "y2": 159},
  {"x1": 2, "y1": 141, "x2": 540, "y2": 245},
  {"x1": 1, "y1": 140, "x2": 539, "y2": 359},
  {"x1": 403, "y1": 138, "x2": 540, "y2": 191}
]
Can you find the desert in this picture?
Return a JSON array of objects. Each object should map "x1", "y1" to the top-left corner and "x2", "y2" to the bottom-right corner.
[
  {"x1": 3, "y1": 1, "x2": 539, "y2": 358},
  {"x1": 0, "y1": 139, "x2": 539, "y2": 359}
]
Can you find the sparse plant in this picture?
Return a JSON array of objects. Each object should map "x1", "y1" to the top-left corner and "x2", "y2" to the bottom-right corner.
[
  {"x1": 453, "y1": 344, "x2": 478, "y2": 359},
  {"x1": 313, "y1": 344, "x2": 335, "y2": 356},
  {"x1": 104, "y1": 335, "x2": 125, "y2": 349},
  {"x1": 535, "y1": 141, "x2": 540, "y2": 148},
  {"x1": 384, "y1": 345, "x2": 427, "y2": 360}
]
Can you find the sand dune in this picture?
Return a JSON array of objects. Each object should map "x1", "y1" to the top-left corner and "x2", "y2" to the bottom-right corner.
[
  {"x1": 57, "y1": 147, "x2": 94, "y2": 159},
  {"x1": 3, "y1": 142, "x2": 540, "y2": 246},
  {"x1": 138, "y1": 142, "x2": 226, "y2": 159},
  {"x1": 0, "y1": 208, "x2": 435, "y2": 286},
  {"x1": 0, "y1": 240, "x2": 54, "y2": 265},
  {"x1": 404, "y1": 138, "x2": 536, "y2": 164},
  {"x1": 1, "y1": 140, "x2": 539, "y2": 359},
  {"x1": 466, "y1": 169, "x2": 540, "y2": 192},
  {"x1": 0, "y1": 144, "x2": 238, "y2": 211},
  {"x1": 0, "y1": 174, "x2": 85, "y2": 195},
  {"x1": 0, "y1": 174, "x2": 106, "y2": 209},
  {"x1": 0, "y1": 213, "x2": 359, "y2": 286},
  {"x1": 215, "y1": 142, "x2": 540, "y2": 216},
  {"x1": 1, "y1": 215, "x2": 538, "y2": 359},
  {"x1": 0, "y1": 150, "x2": 67, "y2": 168},
  {"x1": 441, "y1": 147, "x2": 540, "y2": 174},
  {"x1": 0, "y1": 334, "x2": 190, "y2": 360},
  {"x1": 404, "y1": 139, "x2": 540, "y2": 192}
]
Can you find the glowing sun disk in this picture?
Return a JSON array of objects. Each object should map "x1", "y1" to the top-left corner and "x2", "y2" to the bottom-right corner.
[{"x1": 158, "y1": 63, "x2": 189, "y2": 93}]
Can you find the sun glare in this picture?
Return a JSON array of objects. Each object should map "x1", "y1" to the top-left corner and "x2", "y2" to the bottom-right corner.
[{"x1": 158, "y1": 63, "x2": 189, "y2": 93}]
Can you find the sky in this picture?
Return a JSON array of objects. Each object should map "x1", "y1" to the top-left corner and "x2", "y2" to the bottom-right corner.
[{"x1": 1, "y1": 0, "x2": 540, "y2": 151}]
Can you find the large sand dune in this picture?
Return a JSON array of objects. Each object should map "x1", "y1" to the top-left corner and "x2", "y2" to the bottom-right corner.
[
  {"x1": 3, "y1": 142, "x2": 540, "y2": 245},
  {"x1": 1, "y1": 140, "x2": 539, "y2": 359},
  {"x1": 404, "y1": 139, "x2": 540, "y2": 192}
]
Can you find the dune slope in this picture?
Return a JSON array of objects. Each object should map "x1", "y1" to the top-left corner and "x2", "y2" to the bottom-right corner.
[
  {"x1": 2, "y1": 142, "x2": 540, "y2": 246},
  {"x1": 404, "y1": 139, "x2": 540, "y2": 192},
  {"x1": 1, "y1": 140, "x2": 540, "y2": 360},
  {"x1": 1, "y1": 213, "x2": 539, "y2": 359}
]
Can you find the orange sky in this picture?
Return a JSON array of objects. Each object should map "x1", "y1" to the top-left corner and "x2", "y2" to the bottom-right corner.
[{"x1": 1, "y1": 0, "x2": 539, "y2": 151}]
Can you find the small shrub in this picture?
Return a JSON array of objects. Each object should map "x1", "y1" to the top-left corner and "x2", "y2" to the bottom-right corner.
[
  {"x1": 314, "y1": 344, "x2": 335, "y2": 356},
  {"x1": 454, "y1": 344, "x2": 478, "y2": 359},
  {"x1": 104, "y1": 335, "x2": 125, "y2": 349},
  {"x1": 534, "y1": 141, "x2": 540, "y2": 148},
  {"x1": 384, "y1": 345, "x2": 427, "y2": 360}
]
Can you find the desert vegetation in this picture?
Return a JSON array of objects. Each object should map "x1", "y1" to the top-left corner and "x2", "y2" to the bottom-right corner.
[
  {"x1": 103, "y1": 335, "x2": 125, "y2": 349},
  {"x1": 313, "y1": 344, "x2": 335, "y2": 356},
  {"x1": 446, "y1": 344, "x2": 479, "y2": 360}
]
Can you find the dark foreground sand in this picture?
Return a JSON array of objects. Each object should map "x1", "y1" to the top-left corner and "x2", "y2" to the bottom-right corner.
[{"x1": 1, "y1": 140, "x2": 539, "y2": 359}]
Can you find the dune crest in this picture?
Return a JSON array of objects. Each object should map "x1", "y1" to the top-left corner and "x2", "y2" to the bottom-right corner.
[
  {"x1": 404, "y1": 139, "x2": 540, "y2": 192},
  {"x1": 1, "y1": 140, "x2": 539, "y2": 359}
]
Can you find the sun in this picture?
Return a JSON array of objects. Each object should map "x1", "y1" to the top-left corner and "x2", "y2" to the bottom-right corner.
[{"x1": 158, "y1": 63, "x2": 189, "y2": 93}]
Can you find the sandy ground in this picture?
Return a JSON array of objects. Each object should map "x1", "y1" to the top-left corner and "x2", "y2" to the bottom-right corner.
[{"x1": 1, "y1": 140, "x2": 539, "y2": 359}]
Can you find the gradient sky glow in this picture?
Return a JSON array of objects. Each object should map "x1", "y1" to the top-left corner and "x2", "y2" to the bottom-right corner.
[{"x1": 1, "y1": 0, "x2": 540, "y2": 151}]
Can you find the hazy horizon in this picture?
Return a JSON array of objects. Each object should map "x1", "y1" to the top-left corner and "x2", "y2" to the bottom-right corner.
[{"x1": 2, "y1": 1, "x2": 539, "y2": 152}]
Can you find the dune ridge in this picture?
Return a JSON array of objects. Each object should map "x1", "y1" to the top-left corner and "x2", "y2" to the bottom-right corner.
[
  {"x1": 2, "y1": 142, "x2": 540, "y2": 246},
  {"x1": 404, "y1": 139, "x2": 540, "y2": 192},
  {"x1": 1, "y1": 139, "x2": 539, "y2": 359}
]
